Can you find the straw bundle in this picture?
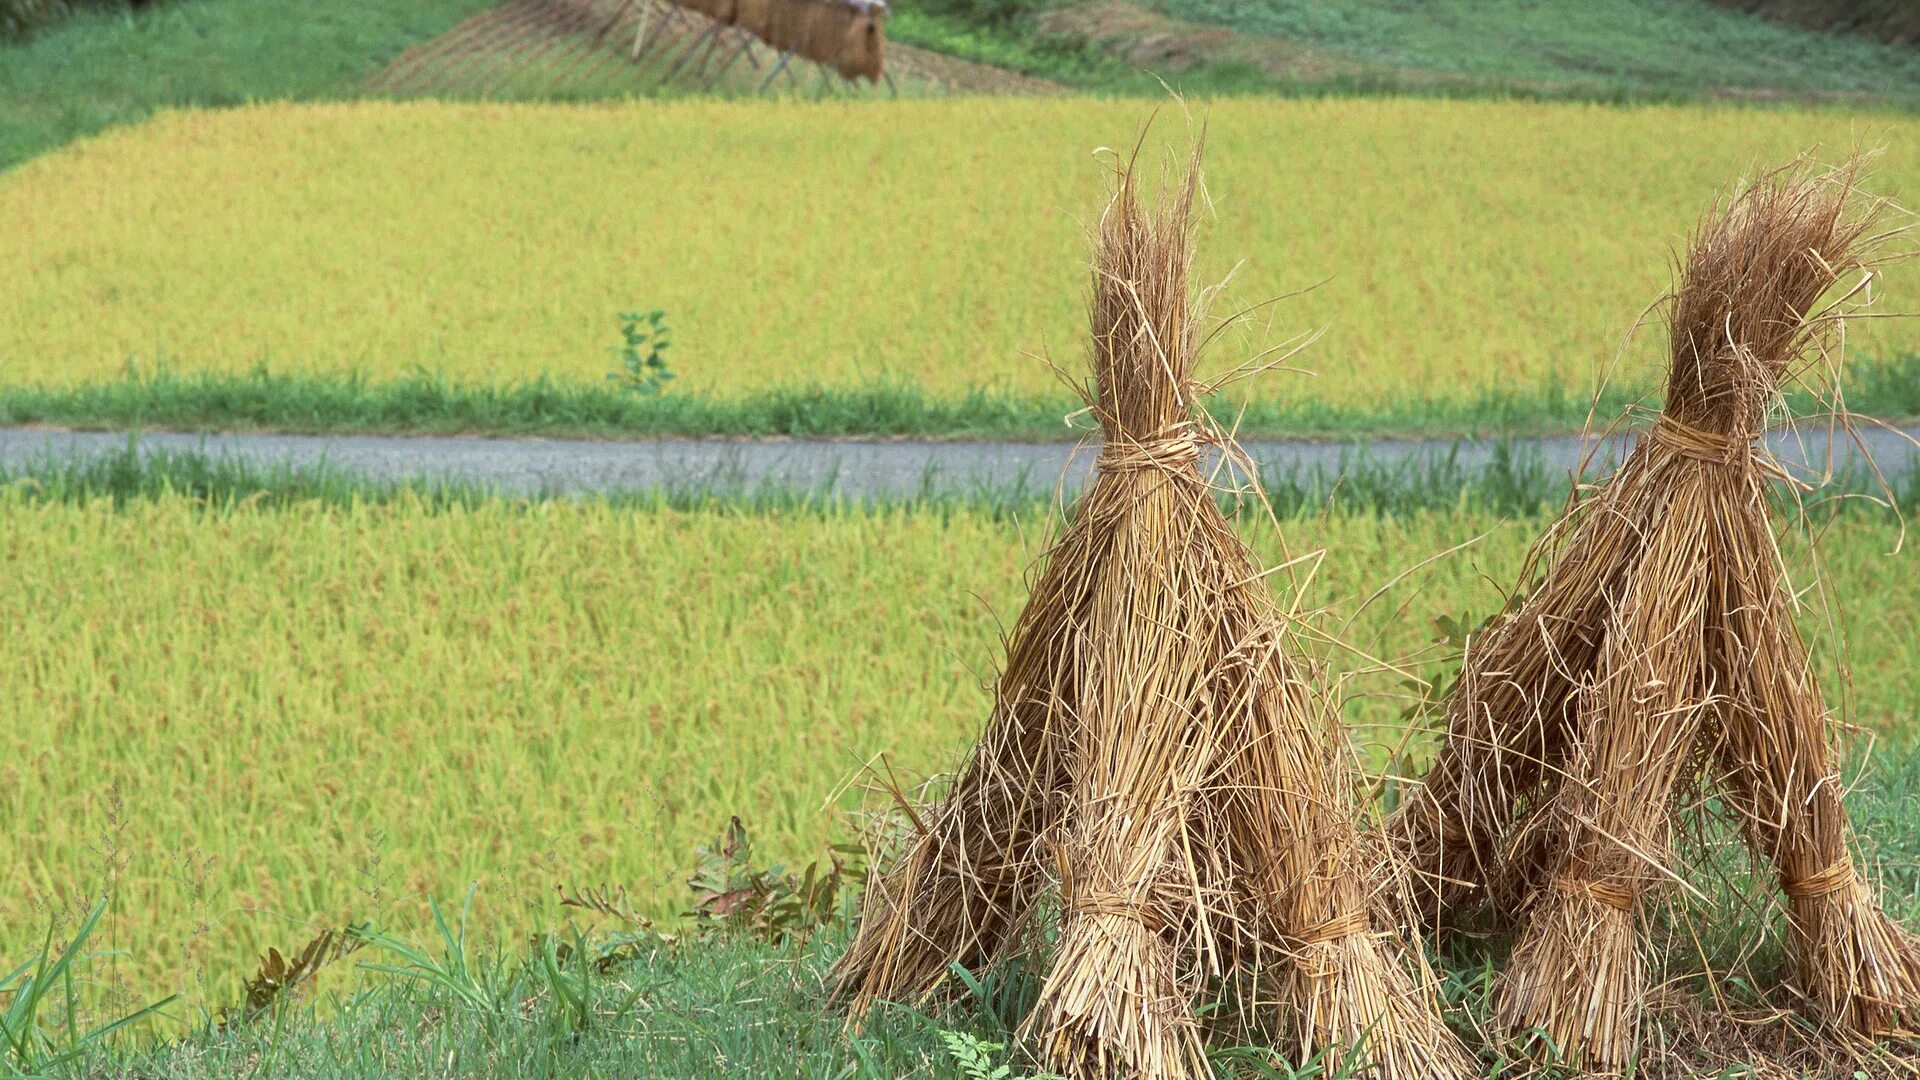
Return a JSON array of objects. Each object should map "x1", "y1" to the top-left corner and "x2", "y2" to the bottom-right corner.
[
  {"x1": 676, "y1": 0, "x2": 737, "y2": 24},
  {"x1": 798, "y1": 0, "x2": 852, "y2": 63},
  {"x1": 1379, "y1": 157, "x2": 1920, "y2": 1067},
  {"x1": 762, "y1": 0, "x2": 813, "y2": 52},
  {"x1": 733, "y1": 0, "x2": 772, "y2": 41},
  {"x1": 834, "y1": 0, "x2": 884, "y2": 81},
  {"x1": 835, "y1": 147, "x2": 1473, "y2": 1080},
  {"x1": 692, "y1": 0, "x2": 883, "y2": 78}
]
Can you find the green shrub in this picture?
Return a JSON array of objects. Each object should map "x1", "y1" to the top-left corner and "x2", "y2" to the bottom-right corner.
[
  {"x1": 1712, "y1": 0, "x2": 1919, "y2": 45},
  {"x1": 1, "y1": 0, "x2": 146, "y2": 41},
  {"x1": 903, "y1": 0, "x2": 1045, "y2": 30},
  {"x1": 2, "y1": 0, "x2": 65, "y2": 38}
]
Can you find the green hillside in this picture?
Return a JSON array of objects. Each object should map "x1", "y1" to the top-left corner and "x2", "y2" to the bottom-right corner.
[
  {"x1": 1117, "y1": 0, "x2": 1920, "y2": 96},
  {"x1": 0, "y1": 0, "x2": 495, "y2": 168},
  {"x1": 7, "y1": 0, "x2": 1920, "y2": 174},
  {"x1": 1713, "y1": 0, "x2": 1918, "y2": 46}
]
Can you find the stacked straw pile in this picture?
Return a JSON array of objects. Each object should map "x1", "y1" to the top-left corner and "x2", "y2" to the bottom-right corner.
[
  {"x1": 1378, "y1": 157, "x2": 1920, "y2": 1067},
  {"x1": 834, "y1": 148, "x2": 1475, "y2": 1079},
  {"x1": 672, "y1": 0, "x2": 885, "y2": 80}
]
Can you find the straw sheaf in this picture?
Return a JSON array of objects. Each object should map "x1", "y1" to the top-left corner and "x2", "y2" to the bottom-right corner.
[
  {"x1": 835, "y1": 6, "x2": 884, "y2": 81},
  {"x1": 1665, "y1": 157, "x2": 1883, "y2": 441},
  {"x1": 761, "y1": 0, "x2": 808, "y2": 53},
  {"x1": 798, "y1": 0, "x2": 854, "y2": 69},
  {"x1": 1377, "y1": 156, "x2": 1920, "y2": 1069},
  {"x1": 739, "y1": 0, "x2": 884, "y2": 81},
  {"x1": 733, "y1": 0, "x2": 774, "y2": 40},
  {"x1": 836, "y1": 147, "x2": 1473, "y2": 1079},
  {"x1": 676, "y1": 0, "x2": 738, "y2": 26}
]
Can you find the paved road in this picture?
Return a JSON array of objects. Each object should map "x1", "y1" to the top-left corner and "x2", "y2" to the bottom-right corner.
[{"x1": 3, "y1": 425, "x2": 1918, "y2": 497}]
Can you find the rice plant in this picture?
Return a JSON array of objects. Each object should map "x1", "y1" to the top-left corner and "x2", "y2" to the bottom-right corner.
[{"x1": 7, "y1": 98, "x2": 1920, "y2": 429}]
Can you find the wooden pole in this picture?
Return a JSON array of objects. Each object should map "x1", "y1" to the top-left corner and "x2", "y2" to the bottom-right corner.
[{"x1": 757, "y1": 48, "x2": 795, "y2": 91}]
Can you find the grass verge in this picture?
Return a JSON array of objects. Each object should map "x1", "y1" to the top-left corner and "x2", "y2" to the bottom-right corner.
[
  {"x1": 13, "y1": 743, "x2": 1920, "y2": 1078},
  {"x1": 6, "y1": 355, "x2": 1920, "y2": 440},
  {"x1": 0, "y1": 0, "x2": 499, "y2": 170},
  {"x1": 1126, "y1": 0, "x2": 1920, "y2": 98}
]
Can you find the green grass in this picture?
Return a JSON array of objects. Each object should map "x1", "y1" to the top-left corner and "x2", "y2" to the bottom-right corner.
[
  {"x1": 5, "y1": 904, "x2": 984, "y2": 1079},
  {"x1": 897, "y1": 0, "x2": 1920, "y2": 106},
  {"x1": 0, "y1": 0, "x2": 496, "y2": 170},
  {"x1": 888, "y1": 6, "x2": 1279, "y2": 95},
  {"x1": 1136, "y1": 0, "x2": 1920, "y2": 98},
  {"x1": 11, "y1": 0, "x2": 1920, "y2": 182},
  {"x1": 890, "y1": 0, "x2": 1920, "y2": 104},
  {"x1": 16, "y1": 746, "x2": 1920, "y2": 1078},
  {"x1": 7, "y1": 355, "x2": 1919, "y2": 440},
  {"x1": 1719, "y1": 0, "x2": 1919, "y2": 45}
]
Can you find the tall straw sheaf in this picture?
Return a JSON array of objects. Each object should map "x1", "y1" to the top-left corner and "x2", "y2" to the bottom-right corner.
[
  {"x1": 1377, "y1": 155, "x2": 1920, "y2": 1068},
  {"x1": 835, "y1": 144, "x2": 1474, "y2": 1080}
]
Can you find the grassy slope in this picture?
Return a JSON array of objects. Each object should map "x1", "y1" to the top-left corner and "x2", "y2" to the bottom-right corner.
[
  {"x1": 0, "y1": 0, "x2": 495, "y2": 170},
  {"x1": 0, "y1": 0, "x2": 1240, "y2": 177},
  {"x1": 1128, "y1": 0, "x2": 1920, "y2": 96},
  {"x1": 1710, "y1": 0, "x2": 1919, "y2": 47},
  {"x1": 92, "y1": 925, "x2": 989, "y2": 1079},
  {"x1": 37, "y1": 762, "x2": 1920, "y2": 1080},
  {"x1": 9, "y1": 0, "x2": 1920, "y2": 177},
  {"x1": 887, "y1": 5, "x2": 1280, "y2": 95}
]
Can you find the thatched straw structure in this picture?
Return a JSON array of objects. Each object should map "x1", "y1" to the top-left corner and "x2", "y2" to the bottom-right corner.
[
  {"x1": 798, "y1": 0, "x2": 851, "y2": 60},
  {"x1": 1378, "y1": 156, "x2": 1920, "y2": 1068},
  {"x1": 728, "y1": 0, "x2": 771, "y2": 42},
  {"x1": 833, "y1": 0, "x2": 884, "y2": 80},
  {"x1": 733, "y1": 0, "x2": 884, "y2": 78},
  {"x1": 834, "y1": 146, "x2": 1474, "y2": 1080},
  {"x1": 760, "y1": 0, "x2": 806, "y2": 52},
  {"x1": 676, "y1": 0, "x2": 738, "y2": 24},
  {"x1": 624, "y1": 0, "x2": 889, "y2": 85}
]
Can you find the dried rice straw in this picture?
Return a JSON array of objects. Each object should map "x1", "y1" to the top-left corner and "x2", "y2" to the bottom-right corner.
[
  {"x1": 1378, "y1": 154, "x2": 1920, "y2": 1069},
  {"x1": 835, "y1": 140, "x2": 1473, "y2": 1080}
]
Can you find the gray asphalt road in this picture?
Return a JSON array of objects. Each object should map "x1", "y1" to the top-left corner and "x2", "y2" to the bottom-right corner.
[{"x1": 3, "y1": 425, "x2": 1918, "y2": 497}]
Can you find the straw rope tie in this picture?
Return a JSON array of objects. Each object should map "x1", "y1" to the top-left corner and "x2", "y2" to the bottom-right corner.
[
  {"x1": 1098, "y1": 421, "x2": 1204, "y2": 473},
  {"x1": 1783, "y1": 859, "x2": 1857, "y2": 900},
  {"x1": 1650, "y1": 414, "x2": 1745, "y2": 465},
  {"x1": 1068, "y1": 891, "x2": 1162, "y2": 931},
  {"x1": 1286, "y1": 909, "x2": 1371, "y2": 948},
  {"x1": 1553, "y1": 875, "x2": 1637, "y2": 913}
]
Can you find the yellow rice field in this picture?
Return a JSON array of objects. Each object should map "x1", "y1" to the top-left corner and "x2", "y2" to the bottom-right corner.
[
  {"x1": 5, "y1": 493, "x2": 1916, "y2": 1007},
  {"x1": 5, "y1": 97, "x2": 1919, "y2": 409}
]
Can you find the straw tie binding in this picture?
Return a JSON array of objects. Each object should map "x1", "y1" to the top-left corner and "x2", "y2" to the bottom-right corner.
[
  {"x1": 1783, "y1": 859, "x2": 1858, "y2": 900},
  {"x1": 1650, "y1": 414, "x2": 1745, "y2": 464},
  {"x1": 1097, "y1": 421, "x2": 1204, "y2": 473},
  {"x1": 1068, "y1": 890, "x2": 1163, "y2": 931},
  {"x1": 1286, "y1": 909, "x2": 1372, "y2": 948},
  {"x1": 1553, "y1": 875, "x2": 1637, "y2": 913}
]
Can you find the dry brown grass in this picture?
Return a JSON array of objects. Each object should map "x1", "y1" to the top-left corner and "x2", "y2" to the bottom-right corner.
[
  {"x1": 1377, "y1": 154, "x2": 1920, "y2": 1071},
  {"x1": 833, "y1": 142, "x2": 1472, "y2": 1079}
]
